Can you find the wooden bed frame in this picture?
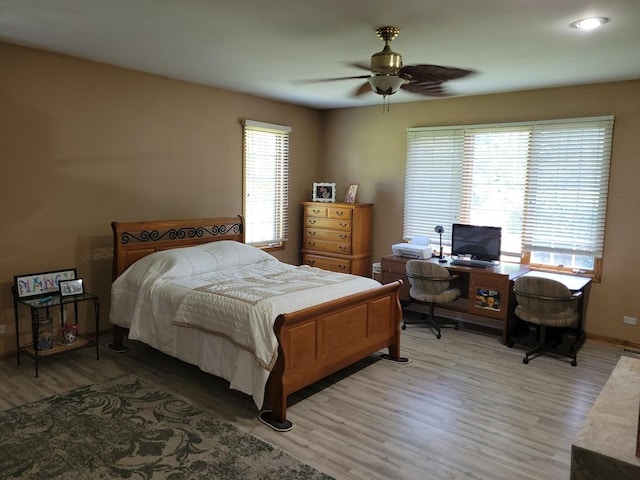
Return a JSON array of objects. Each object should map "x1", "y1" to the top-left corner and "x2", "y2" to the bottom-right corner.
[{"x1": 109, "y1": 216, "x2": 405, "y2": 430}]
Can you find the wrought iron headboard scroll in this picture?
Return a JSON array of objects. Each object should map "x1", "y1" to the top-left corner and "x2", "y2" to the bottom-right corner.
[{"x1": 120, "y1": 223, "x2": 242, "y2": 245}]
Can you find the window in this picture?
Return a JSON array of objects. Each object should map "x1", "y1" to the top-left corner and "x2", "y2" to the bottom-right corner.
[
  {"x1": 242, "y1": 120, "x2": 291, "y2": 248},
  {"x1": 404, "y1": 116, "x2": 614, "y2": 278}
]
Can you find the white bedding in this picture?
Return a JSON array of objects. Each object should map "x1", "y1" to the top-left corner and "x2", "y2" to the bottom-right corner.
[{"x1": 109, "y1": 240, "x2": 380, "y2": 408}]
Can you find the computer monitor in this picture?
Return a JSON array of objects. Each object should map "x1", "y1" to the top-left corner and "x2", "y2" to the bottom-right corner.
[{"x1": 451, "y1": 223, "x2": 502, "y2": 262}]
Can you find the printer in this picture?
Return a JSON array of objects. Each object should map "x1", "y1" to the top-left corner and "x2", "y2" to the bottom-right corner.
[{"x1": 392, "y1": 236, "x2": 433, "y2": 259}]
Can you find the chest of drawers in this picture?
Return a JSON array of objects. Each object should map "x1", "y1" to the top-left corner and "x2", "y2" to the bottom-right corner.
[{"x1": 301, "y1": 202, "x2": 372, "y2": 276}]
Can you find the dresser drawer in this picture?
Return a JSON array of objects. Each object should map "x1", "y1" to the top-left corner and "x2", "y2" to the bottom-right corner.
[
  {"x1": 327, "y1": 206, "x2": 352, "y2": 220},
  {"x1": 304, "y1": 205, "x2": 328, "y2": 218},
  {"x1": 302, "y1": 254, "x2": 351, "y2": 273},
  {"x1": 303, "y1": 239, "x2": 352, "y2": 255},
  {"x1": 304, "y1": 217, "x2": 351, "y2": 231},
  {"x1": 305, "y1": 228, "x2": 351, "y2": 243}
]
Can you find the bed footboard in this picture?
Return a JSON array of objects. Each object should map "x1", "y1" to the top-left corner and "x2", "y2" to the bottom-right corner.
[{"x1": 259, "y1": 279, "x2": 404, "y2": 431}]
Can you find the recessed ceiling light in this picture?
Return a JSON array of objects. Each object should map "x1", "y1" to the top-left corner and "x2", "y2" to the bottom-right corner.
[{"x1": 570, "y1": 17, "x2": 609, "y2": 30}]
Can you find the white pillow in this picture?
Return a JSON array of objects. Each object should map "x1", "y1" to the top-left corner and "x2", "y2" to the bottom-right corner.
[
  {"x1": 127, "y1": 240, "x2": 276, "y2": 280},
  {"x1": 194, "y1": 240, "x2": 276, "y2": 273}
]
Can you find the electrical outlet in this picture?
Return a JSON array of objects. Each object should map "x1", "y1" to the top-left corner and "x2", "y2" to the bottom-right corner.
[
  {"x1": 623, "y1": 316, "x2": 638, "y2": 325},
  {"x1": 0, "y1": 325, "x2": 5, "y2": 335}
]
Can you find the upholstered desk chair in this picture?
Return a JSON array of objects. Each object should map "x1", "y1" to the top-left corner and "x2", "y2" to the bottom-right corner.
[
  {"x1": 512, "y1": 276, "x2": 582, "y2": 366},
  {"x1": 404, "y1": 260, "x2": 462, "y2": 339}
]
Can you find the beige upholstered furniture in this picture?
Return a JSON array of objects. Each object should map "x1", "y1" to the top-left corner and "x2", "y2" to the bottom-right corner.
[
  {"x1": 405, "y1": 260, "x2": 462, "y2": 339},
  {"x1": 512, "y1": 275, "x2": 582, "y2": 366}
]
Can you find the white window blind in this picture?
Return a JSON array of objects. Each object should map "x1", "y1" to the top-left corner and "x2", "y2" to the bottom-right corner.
[
  {"x1": 405, "y1": 116, "x2": 613, "y2": 261},
  {"x1": 403, "y1": 129, "x2": 463, "y2": 243},
  {"x1": 523, "y1": 118, "x2": 613, "y2": 258},
  {"x1": 242, "y1": 120, "x2": 290, "y2": 245},
  {"x1": 461, "y1": 127, "x2": 529, "y2": 256}
]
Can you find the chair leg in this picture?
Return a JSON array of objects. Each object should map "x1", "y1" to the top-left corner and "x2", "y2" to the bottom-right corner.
[
  {"x1": 522, "y1": 325, "x2": 578, "y2": 366},
  {"x1": 427, "y1": 303, "x2": 442, "y2": 339},
  {"x1": 402, "y1": 301, "x2": 450, "y2": 339},
  {"x1": 568, "y1": 328, "x2": 580, "y2": 367},
  {"x1": 523, "y1": 325, "x2": 546, "y2": 364}
]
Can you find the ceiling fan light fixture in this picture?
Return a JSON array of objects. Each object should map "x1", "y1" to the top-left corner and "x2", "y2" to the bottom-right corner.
[
  {"x1": 370, "y1": 45, "x2": 403, "y2": 74},
  {"x1": 367, "y1": 75, "x2": 406, "y2": 96},
  {"x1": 570, "y1": 17, "x2": 609, "y2": 30}
]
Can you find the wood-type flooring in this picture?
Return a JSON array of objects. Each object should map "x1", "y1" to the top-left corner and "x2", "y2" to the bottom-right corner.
[{"x1": 1, "y1": 323, "x2": 623, "y2": 480}]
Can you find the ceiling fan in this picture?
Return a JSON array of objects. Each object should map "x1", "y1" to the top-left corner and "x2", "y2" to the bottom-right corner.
[{"x1": 299, "y1": 26, "x2": 474, "y2": 99}]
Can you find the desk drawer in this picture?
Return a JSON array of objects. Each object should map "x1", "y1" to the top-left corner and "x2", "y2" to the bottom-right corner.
[
  {"x1": 382, "y1": 271, "x2": 410, "y2": 302},
  {"x1": 381, "y1": 257, "x2": 409, "y2": 274}
]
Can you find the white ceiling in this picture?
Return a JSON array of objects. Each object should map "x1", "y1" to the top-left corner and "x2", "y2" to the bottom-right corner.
[{"x1": 1, "y1": 0, "x2": 639, "y2": 109}]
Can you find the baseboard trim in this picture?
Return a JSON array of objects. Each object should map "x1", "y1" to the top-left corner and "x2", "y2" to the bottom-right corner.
[{"x1": 586, "y1": 332, "x2": 640, "y2": 351}]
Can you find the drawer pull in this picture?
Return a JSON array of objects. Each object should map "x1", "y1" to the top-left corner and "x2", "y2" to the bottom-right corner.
[
  {"x1": 339, "y1": 246, "x2": 348, "y2": 252},
  {"x1": 309, "y1": 219, "x2": 316, "y2": 225},
  {"x1": 312, "y1": 209, "x2": 321, "y2": 214},
  {"x1": 339, "y1": 234, "x2": 348, "y2": 239},
  {"x1": 340, "y1": 222, "x2": 348, "y2": 228},
  {"x1": 308, "y1": 241, "x2": 316, "y2": 247},
  {"x1": 308, "y1": 231, "x2": 316, "y2": 236},
  {"x1": 336, "y1": 211, "x2": 344, "y2": 216}
]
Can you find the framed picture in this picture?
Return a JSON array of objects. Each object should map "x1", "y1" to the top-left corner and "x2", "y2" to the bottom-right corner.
[
  {"x1": 312, "y1": 182, "x2": 336, "y2": 202},
  {"x1": 344, "y1": 183, "x2": 359, "y2": 203},
  {"x1": 59, "y1": 278, "x2": 84, "y2": 297},
  {"x1": 13, "y1": 268, "x2": 77, "y2": 299}
]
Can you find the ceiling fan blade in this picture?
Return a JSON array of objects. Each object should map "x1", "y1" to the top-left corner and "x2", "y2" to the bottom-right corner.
[
  {"x1": 352, "y1": 81, "x2": 373, "y2": 97},
  {"x1": 399, "y1": 64, "x2": 474, "y2": 83},
  {"x1": 346, "y1": 62, "x2": 372, "y2": 72},
  {"x1": 401, "y1": 81, "x2": 449, "y2": 97},
  {"x1": 292, "y1": 74, "x2": 371, "y2": 85}
]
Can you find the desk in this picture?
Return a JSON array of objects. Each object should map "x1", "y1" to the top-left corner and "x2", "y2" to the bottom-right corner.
[{"x1": 381, "y1": 255, "x2": 530, "y2": 344}]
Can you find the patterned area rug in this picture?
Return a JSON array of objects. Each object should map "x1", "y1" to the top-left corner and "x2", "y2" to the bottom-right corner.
[{"x1": 0, "y1": 375, "x2": 333, "y2": 479}]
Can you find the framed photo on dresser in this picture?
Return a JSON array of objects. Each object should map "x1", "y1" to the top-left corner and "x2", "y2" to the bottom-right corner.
[
  {"x1": 344, "y1": 183, "x2": 359, "y2": 203},
  {"x1": 312, "y1": 182, "x2": 336, "y2": 202}
]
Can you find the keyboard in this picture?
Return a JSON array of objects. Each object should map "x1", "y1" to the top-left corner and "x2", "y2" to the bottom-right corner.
[{"x1": 450, "y1": 258, "x2": 494, "y2": 268}]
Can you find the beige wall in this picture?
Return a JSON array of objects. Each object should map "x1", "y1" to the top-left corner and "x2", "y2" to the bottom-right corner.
[
  {"x1": 0, "y1": 42, "x2": 322, "y2": 357},
  {"x1": 2, "y1": 41, "x2": 639, "y2": 358},
  {"x1": 321, "y1": 80, "x2": 640, "y2": 345}
]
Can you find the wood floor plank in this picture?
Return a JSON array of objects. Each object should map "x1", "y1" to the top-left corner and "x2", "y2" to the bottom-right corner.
[{"x1": 0, "y1": 324, "x2": 622, "y2": 480}]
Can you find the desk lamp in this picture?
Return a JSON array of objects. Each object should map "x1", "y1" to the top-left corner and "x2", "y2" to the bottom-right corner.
[{"x1": 434, "y1": 225, "x2": 446, "y2": 263}]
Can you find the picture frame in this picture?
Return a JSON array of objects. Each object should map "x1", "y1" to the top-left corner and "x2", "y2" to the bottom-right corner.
[
  {"x1": 59, "y1": 278, "x2": 84, "y2": 297},
  {"x1": 13, "y1": 268, "x2": 77, "y2": 299},
  {"x1": 312, "y1": 182, "x2": 336, "y2": 202},
  {"x1": 344, "y1": 183, "x2": 359, "y2": 204}
]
